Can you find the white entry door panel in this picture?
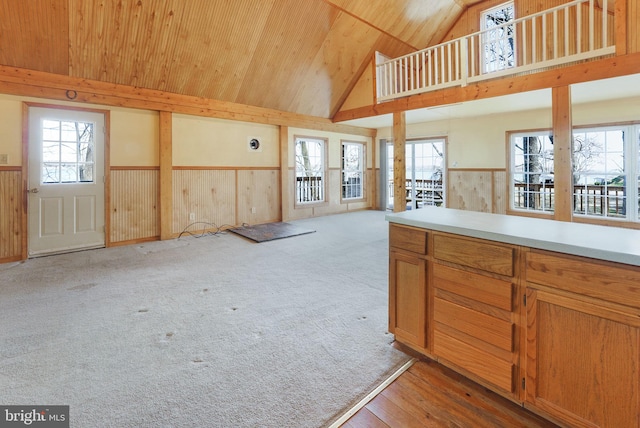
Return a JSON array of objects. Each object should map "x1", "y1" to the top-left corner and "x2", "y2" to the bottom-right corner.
[{"x1": 28, "y1": 107, "x2": 105, "y2": 257}]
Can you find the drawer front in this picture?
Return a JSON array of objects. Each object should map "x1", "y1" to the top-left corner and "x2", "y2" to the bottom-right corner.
[
  {"x1": 526, "y1": 250, "x2": 640, "y2": 308},
  {"x1": 433, "y1": 264, "x2": 513, "y2": 312},
  {"x1": 389, "y1": 224, "x2": 428, "y2": 255},
  {"x1": 434, "y1": 330, "x2": 514, "y2": 393},
  {"x1": 434, "y1": 298, "x2": 513, "y2": 352},
  {"x1": 434, "y1": 234, "x2": 514, "y2": 276}
]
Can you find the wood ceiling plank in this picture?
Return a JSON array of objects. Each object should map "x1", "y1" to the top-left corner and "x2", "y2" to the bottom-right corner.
[
  {"x1": 69, "y1": 0, "x2": 186, "y2": 90},
  {"x1": 291, "y1": 13, "x2": 416, "y2": 118},
  {"x1": 235, "y1": 0, "x2": 338, "y2": 113},
  {"x1": 164, "y1": 0, "x2": 277, "y2": 102},
  {"x1": 0, "y1": 0, "x2": 68, "y2": 74},
  {"x1": 325, "y1": 0, "x2": 465, "y2": 49}
]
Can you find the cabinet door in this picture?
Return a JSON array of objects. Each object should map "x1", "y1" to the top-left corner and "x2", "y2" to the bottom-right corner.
[
  {"x1": 525, "y1": 288, "x2": 640, "y2": 428},
  {"x1": 389, "y1": 250, "x2": 427, "y2": 349}
]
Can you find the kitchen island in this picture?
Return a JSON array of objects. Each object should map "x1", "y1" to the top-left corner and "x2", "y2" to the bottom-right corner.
[{"x1": 386, "y1": 207, "x2": 640, "y2": 428}]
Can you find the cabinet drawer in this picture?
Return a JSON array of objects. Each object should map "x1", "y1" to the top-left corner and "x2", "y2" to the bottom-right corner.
[
  {"x1": 433, "y1": 264, "x2": 513, "y2": 312},
  {"x1": 526, "y1": 250, "x2": 640, "y2": 308},
  {"x1": 434, "y1": 330, "x2": 514, "y2": 393},
  {"x1": 434, "y1": 234, "x2": 514, "y2": 276},
  {"x1": 434, "y1": 298, "x2": 513, "y2": 352},
  {"x1": 389, "y1": 224, "x2": 427, "y2": 255}
]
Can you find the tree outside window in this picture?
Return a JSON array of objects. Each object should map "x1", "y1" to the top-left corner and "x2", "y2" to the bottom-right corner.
[
  {"x1": 511, "y1": 132, "x2": 554, "y2": 213},
  {"x1": 511, "y1": 124, "x2": 640, "y2": 222},
  {"x1": 481, "y1": 1, "x2": 516, "y2": 74},
  {"x1": 42, "y1": 119, "x2": 95, "y2": 184},
  {"x1": 572, "y1": 128, "x2": 627, "y2": 218}
]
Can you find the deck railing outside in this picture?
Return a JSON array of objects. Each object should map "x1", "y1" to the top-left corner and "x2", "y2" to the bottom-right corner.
[
  {"x1": 388, "y1": 179, "x2": 445, "y2": 209},
  {"x1": 296, "y1": 176, "x2": 323, "y2": 203},
  {"x1": 514, "y1": 183, "x2": 628, "y2": 217},
  {"x1": 376, "y1": 0, "x2": 615, "y2": 102}
]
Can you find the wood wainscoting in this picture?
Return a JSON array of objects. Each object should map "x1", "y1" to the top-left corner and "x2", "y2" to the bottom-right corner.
[
  {"x1": 173, "y1": 167, "x2": 280, "y2": 236},
  {"x1": 110, "y1": 167, "x2": 159, "y2": 245},
  {"x1": 447, "y1": 169, "x2": 507, "y2": 214},
  {"x1": 0, "y1": 167, "x2": 23, "y2": 262}
]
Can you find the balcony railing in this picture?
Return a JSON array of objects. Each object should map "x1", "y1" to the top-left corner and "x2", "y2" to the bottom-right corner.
[{"x1": 376, "y1": 0, "x2": 615, "y2": 102}]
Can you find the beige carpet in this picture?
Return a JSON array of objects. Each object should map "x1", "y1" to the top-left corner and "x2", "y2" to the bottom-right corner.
[{"x1": 0, "y1": 210, "x2": 410, "y2": 428}]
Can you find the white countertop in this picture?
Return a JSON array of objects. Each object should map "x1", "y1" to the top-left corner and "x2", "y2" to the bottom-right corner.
[{"x1": 386, "y1": 207, "x2": 640, "y2": 267}]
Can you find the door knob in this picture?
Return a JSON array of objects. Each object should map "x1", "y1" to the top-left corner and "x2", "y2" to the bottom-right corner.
[{"x1": 29, "y1": 188, "x2": 39, "y2": 193}]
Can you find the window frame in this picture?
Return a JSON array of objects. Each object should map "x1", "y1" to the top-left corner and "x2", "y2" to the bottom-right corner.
[
  {"x1": 507, "y1": 129, "x2": 555, "y2": 218},
  {"x1": 507, "y1": 122, "x2": 640, "y2": 228},
  {"x1": 293, "y1": 135, "x2": 328, "y2": 207},
  {"x1": 571, "y1": 123, "x2": 639, "y2": 223},
  {"x1": 340, "y1": 140, "x2": 366, "y2": 203},
  {"x1": 480, "y1": 1, "x2": 516, "y2": 75}
]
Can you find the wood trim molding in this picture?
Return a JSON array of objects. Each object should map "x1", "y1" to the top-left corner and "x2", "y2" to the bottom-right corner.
[
  {"x1": 0, "y1": 65, "x2": 375, "y2": 137},
  {"x1": 20, "y1": 103, "x2": 28, "y2": 260},
  {"x1": 159, "y1": 111, "x2": 173, "y2": 240},
  {"x1": 552, "y1": 86, "x2": 573, "y2": 222},
  {"x1": 171, "y1": 166, "x2": 279, "y2": 171},
  {"x1": 333, "y1": 51, "x2": 640, "y2": 123},
  {"x1": 110, "y1": 166, "x2": 160, "y2": 171},
  {"x1": 393, "y1": 112, "x2": 406, "y2": 213},
  {"x1": 280, "y1": 126, "x2": 289, "y2": 222}
]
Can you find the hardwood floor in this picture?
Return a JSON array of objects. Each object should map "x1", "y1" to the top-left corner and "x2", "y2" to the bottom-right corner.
[{"x1": 341, "y1": 358, "x2": 558, "y2": 428}]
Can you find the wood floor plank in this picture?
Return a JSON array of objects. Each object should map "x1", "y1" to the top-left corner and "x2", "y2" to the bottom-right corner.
[
  {"x1": 342, "y1": 358, "x2": 558, "y2": 428},
  {"x1": 366, "y1": 393, "x2": 428, "y2": 428},
  {"x1": 378, "y1": 375, "x2": 457, "y2": 426},
  {"x1": 342, "y1": 407, "x2": 388, "y2": 428},
  {"x1": 409, "y1": 360, "x2": 555, "y2": 427}
]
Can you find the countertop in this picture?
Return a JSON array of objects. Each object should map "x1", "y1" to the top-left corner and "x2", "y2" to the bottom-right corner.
[{"x1": 386, "y1": 207, "x2": 640, "y2": 267}]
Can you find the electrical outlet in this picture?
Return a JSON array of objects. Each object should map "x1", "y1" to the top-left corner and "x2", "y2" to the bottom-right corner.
[
  {"x1": 189, "y1": 212, "x2": 196, "y2": 221},
  {"x1": 0, "y1": 154, "x2": 7, "y2": 164},
  {"x1": 251, "y1": 207, "x2": 256, "y2": 214}
]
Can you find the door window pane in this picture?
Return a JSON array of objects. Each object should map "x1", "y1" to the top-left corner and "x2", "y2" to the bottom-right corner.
[{"x1": 41, "y1": 119, "x2": 95, "y2": 184}]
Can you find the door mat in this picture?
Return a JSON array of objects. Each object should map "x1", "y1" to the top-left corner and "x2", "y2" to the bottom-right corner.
[{"x1": 229, "y1": 222, "x2": 315, "y2": 243}]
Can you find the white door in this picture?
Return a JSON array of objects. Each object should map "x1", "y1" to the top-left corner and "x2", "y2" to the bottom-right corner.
[{"x1": 28, "y1": 107, "x2": 105, "y2": 257}]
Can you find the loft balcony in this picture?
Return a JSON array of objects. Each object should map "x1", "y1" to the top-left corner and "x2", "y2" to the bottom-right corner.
[{"x1": 375, "y1": 0, "x2": 615, "y2": 103}]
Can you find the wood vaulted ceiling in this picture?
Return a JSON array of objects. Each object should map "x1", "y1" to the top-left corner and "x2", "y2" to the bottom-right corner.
[{"x1": 0, "y1": 0, "x2": 481, "y2": 119}]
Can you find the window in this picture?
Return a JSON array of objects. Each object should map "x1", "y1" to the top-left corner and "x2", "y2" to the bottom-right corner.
[
  {"x1": 386, "y1": 138, "x2": 445, "y2": 210},
  {"x1": 341, "y1": 141, "x2": 365, "y2": 200},
  {"x1": 510, "y1": 124, "x2": 640, "y2": 222},
  {"x1": 481, "y1": 1, "x2": 516, "y2": 74},
  {"x1": 510, "y1": 132, "x2": 555, "y2": 213},
  {"x1": 572, "y1": 126, "x2": 637, "y2": 220},
  {"x1": 295, "y1": 137, "x2": 326, "y2": 204},
  {"x1": 42, "y1": 119, "x2": 95, "y2": 184}
]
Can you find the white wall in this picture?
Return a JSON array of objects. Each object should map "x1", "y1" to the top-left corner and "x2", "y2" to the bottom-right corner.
[{"x1": 375, "y1": 93, "x2": 640, "y2": 170}]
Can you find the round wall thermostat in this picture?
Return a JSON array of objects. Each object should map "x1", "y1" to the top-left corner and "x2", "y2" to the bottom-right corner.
[{"x1": 249, "y1": 138, "x2": 260, "y2": 150}]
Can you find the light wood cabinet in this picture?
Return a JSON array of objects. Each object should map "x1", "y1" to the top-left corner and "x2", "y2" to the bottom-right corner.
[
  {"x1": 525, "y1": 250, "x2": 640, "y2": 428},
  {"x1": 389, "y1": 224, "x2": 428, "y2": 350},
  {"x1": 389, "y1": 220, "x2": 640, "y2": 427},
  {"x1": 432, "y1": 233, "x2": 519, "y2": 395}
]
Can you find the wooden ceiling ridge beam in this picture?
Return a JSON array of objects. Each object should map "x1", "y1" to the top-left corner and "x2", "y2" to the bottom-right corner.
[
  {"x1": 0, "y1": 65, "x2": 375, "y2": 137},
  {"x1": 332, "y1": 52, "x2": 640, "y2": 123},
  {"x1": 321, "y1": 0, "x2": 421, "y2": 51}
]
